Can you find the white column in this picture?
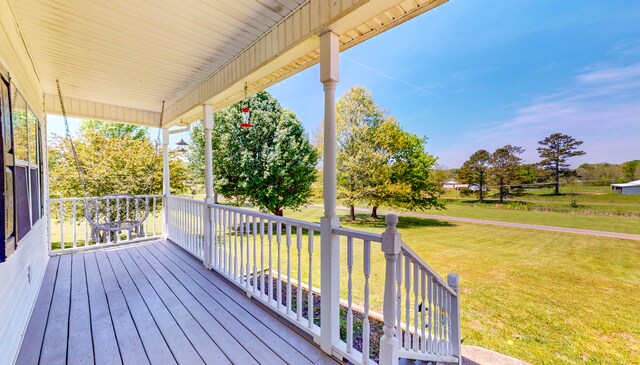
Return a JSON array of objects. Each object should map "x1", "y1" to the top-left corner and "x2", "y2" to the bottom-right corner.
[
  {"x1": 203, "y1": 104, "x2": 214, "y2": 268},
  {"x1": 203, "y1": 104, "x2": 214, "y2": 200},
  {"x1": 319, "y1": 30, "x2": 340, "y2": 355},
  {"x1": 162, "y1": 128, "x2": 170, "y2": 238},
  {"x1": 379, "y1": 214, "x2": 401, "y2": 365}
]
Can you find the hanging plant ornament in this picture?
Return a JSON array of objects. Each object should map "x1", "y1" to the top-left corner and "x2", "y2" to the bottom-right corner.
[{"x1": 240, "y1": 83, "x2": 252, "y2": 129}]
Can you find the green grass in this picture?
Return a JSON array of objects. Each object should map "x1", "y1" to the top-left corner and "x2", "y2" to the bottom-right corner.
[
  {"x1": 273, "y1": 207, "x2": 640, "y2": 365},
  {"x1": 424, "y1": 202, "x2": 640, "y2": 234}
]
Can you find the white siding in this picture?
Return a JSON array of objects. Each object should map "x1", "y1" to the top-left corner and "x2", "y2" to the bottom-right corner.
[{"x1": 0, "y1": 219, "x2": 49, "y2": 365}]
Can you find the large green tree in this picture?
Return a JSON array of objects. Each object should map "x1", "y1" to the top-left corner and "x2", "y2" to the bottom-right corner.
[
  {"x1": 335, "y1": 86, "x2": 441, "y2": 220},
  {"x1": 336, "y1": 86, "x2": 385, "y2": 220},
  {"x1": 490, "y1": 145, "x2": 524, "y2": 203},
  {"x1": 192, "y1": 91, "x2": 318, "y2": 216},
  {"x1": 459, "y1": 150, "x2": 492, "y2": 201},
  {"x1": 49, "y1": 121, "x2": 188, "y2": 199},
  {"x1": 537, "y1": 133, "x2": 585, "y2": 194}
]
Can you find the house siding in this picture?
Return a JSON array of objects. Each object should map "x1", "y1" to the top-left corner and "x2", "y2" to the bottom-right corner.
[{"x1": 0, "y1": 219, "x2": 48, "y2": 365}]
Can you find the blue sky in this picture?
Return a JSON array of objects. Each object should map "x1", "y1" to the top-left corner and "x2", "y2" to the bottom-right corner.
[{"x1": 50, "y1": 0, "x2": 640, "y2": 168}]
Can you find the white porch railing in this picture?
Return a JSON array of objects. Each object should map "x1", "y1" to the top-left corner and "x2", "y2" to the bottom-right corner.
[
  {"x1": 165, "y1": 196, "x2": 461, "y2": 365},
  {"x1": 49, "y1": 194, "x2": 163, "y2": 253}
]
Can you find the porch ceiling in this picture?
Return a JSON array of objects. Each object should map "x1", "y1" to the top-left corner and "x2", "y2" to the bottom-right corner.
[{"x1": 7, "y1": 0, "x2": 447, "y2": 127}]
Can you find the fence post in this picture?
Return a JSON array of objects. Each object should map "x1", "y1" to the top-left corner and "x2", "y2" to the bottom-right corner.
[
  {"x1": 203, "y1": 201, "x2": 213, "y2": 269},
  {"x1": 379, "y1": 214, "x2": 401, "y2": 365},
  {"x1": 448, "y1": 273, "x2": 462, "y2": 365}
]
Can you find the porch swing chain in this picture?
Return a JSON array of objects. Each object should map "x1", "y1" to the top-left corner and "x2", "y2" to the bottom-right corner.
[
  {"x1": 56, "y1": 79, "x2": 89, "y2": 196},
  {"x1": 56, "y1": 80, "x2": 164, "y2": 197}
]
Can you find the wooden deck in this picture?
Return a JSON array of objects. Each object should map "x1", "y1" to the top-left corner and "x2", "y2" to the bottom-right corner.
[{"x1": 16, "y1": 240, "x2": 339, "y2": 365}]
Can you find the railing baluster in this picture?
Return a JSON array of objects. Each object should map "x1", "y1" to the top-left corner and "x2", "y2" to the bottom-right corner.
[
  {"x1": 84, "y1": 199, "x2": 89, "y2": 246},
  {"x1": 253, "y1": 216, "x2": 257, "y2": 293},
  {"x1": 296, "y1": 225, "x2": 302, "y2": 322},
  {"x1": 246, "y1": 215, "x2": 250, "y2": 289},
  {"x1": 307, "y1": 229, "x2": 314, "y2": 328},
  {"x1": 277, "y1": 221, "x2": 282, "y2": 309},
  {"x1": 363, "y1": 239, "x2": 371, "y2": 364},
  {"x1": 260, "y1": 218, "x2": 265, "y2": 299},
  {"x1": 72, "y1": 200, "x2": 77, "y2": 248},
  {"x1": 268, "y1": 219, "x2": 273, "y2": 305},
  {"x1": 145, "y1": 196, "x2": 149, "y2": 237},
  {"x1": 59, "y1": 201, "x2": 64, "y2": 249},
  {"x1": 428, "y1": 274, "x2": 433, "y2": 353},
  {"x1": 396, "y1": 250, "x2": 403, "y2": 347},
  {"x1": 240, "y1": 213, "x2": 245, "y2": 284},
  {"x1": 106, "y1": 198, "x2": 111, "y2": 244},
  {"x1": 286, "y1": 224, "x2": 292, "y2": 314},
  {"x1": 421, "y1": 269, "x2": 427, "y2": 353},
  {"x1": 152, "y1": 197, "x2": 156, "y2": 236},
  {"x1": 346, "y1": 236, "x2": 354, "y2": 353},
  {"x1": 413, "y1": 259, "x2": 419, "y2": 351},
  {"x1": 404, "y1": 253, "x2": 411, "y2": 349}
]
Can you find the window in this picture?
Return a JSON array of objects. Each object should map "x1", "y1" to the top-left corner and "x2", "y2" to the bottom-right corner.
[{"x1": 0, "y1": 77, "x2": 44, "y2": 262}]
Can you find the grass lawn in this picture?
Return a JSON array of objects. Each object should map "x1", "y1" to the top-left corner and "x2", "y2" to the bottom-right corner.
[
  {"x1": 277, "y1": 206, "x2": 639, "y2": 365},
  {"x1": 423, "y1": 202, "x2": 640, "y2": 234}
]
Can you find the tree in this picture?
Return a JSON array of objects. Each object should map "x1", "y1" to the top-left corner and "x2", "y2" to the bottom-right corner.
[
  {"x1": 490, "y1": 145, "x2": 524, "y2": 203},
  {"x1": 363, "y1": 117, "x2": 442, "y2": 217},
  {"x1": 459, "y1": 150, "x2": 492, "y2": 201},
  {"x1": 192, "y1": 91, "x2": 318, "y2": 216},
  {"x1": 79, "y1": 120, "x2": 150, "y2": 140},
  {"x1": 334, "y1": 86, "x2": 441, "y2": 220},
  {"x1": 537, "y1": 133, "x2": 585, "y2": 194},
  {"x1": 336, "y1": 86, "x2": 385, "y2": 221},
  {"x1": 49, "y1": 122, "x2": 188, "y2": 200},
  {"x1": 622, "y1": 160, "x2": 640, "y2": 181}
]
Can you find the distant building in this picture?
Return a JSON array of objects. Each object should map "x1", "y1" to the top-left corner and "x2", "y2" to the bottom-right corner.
[
  {"x1": 441, "y1": 178, "x2": 468, "y2": 190},
  {"x1": 611, "y1": 180, "x2": 640, "y2": 195}
]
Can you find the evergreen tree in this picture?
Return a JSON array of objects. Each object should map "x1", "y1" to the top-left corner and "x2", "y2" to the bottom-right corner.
[{"x1": 537, "y1": 133, "x2": 585, "y2": 194}]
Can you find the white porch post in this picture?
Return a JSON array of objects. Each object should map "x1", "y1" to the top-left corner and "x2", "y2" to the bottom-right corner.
[
  {"x1": 203, "y1": 104, "x2": 214, "y2": 269},
  {"x1": 319, "y1": 30, "x2": 340, "y2": 355},
  {"x1": 380, "y1": 214, "x2": 401, "y2": 365},
  {"x1": 162, "y1": 128, "x2": 170, "y2": 238}
]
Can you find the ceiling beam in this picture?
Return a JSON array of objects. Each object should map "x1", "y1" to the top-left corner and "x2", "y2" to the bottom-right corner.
[{"x1": 44, "y1": 94, "x2": 163, "y2": 127}]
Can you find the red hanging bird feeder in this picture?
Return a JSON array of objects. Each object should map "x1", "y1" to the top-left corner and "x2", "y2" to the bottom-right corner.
[{"x1": 240, "y1": 83, "x2": 252, "y2": 128}]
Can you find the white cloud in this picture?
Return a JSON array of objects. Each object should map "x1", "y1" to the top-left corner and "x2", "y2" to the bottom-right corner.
[{"x1": 440, "y1": 63, "x2": 640, "y2": 167}]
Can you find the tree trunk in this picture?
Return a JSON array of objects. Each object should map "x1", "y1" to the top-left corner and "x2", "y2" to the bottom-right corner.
[
  {"x1": 274, "y1": 207, "x2": 283, "y2": 216},
  {"x1": 371, "y1": 206, "x2": 378, "y2": 219},
  {"x1": 479, "y1": 175, "x2": 484, "y2": 202},
  {"x1": 349, "y1": 205, "x2": 355, "y2": 222},
  {"x1": 555, "y1": 164, "x2": 560, "y2": 195},
  {"x1": 499, "y1": 177, "x2": 504, "y2": 203}
]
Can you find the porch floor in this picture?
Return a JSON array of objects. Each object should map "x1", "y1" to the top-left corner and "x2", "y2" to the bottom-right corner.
[{"x1": 16, "y1": 240, "x2": 338, "y2": 365}]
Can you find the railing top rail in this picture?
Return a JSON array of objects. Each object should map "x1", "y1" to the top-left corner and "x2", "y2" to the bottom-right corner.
[
  {"x1": 333, "y1": 227, "x2": 382, "y2": 243},
  {"x1": 207, "y1": 203, "x2": 322, "y2": 230},
  {"x1": 401, "y1": 242, "x2": 457, "y2": 296},
  {"x1": 167, "y1": 195, "x2": 204, "y2": 203},
  {"x1": 51, "y1": 194, "x2": 163, "y2": 202}
]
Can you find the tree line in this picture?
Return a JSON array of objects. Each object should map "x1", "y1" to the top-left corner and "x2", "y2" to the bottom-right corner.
[{"x1": 457, "y1": 133, "x2": 586, "y2": 201}]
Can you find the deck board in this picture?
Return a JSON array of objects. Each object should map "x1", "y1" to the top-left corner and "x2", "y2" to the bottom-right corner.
[
  {"x1": 15, "y1": 256, "x2": 60, "y2": 365},
  {"x1": 17, "y1": 240, "x2": 338, "y2": 365},
  {"x1": 68, "y1": 253, "x2": 94, "y2": 365},
  {"x1": 40, "y1": 254, "x2": 72, "y2": 364},
  {"x1": 84, "y1": 251, "x2": 122, "y2": 365}
]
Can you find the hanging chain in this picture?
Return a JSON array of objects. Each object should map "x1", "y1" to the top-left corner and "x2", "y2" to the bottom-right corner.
[{"x1": 56, "y1": 80, "x2": 89, "y2": 196}]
